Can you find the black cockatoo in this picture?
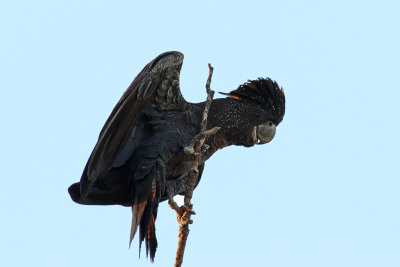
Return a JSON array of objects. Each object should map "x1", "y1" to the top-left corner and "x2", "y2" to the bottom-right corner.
[{"x1": 69, "y1": 51, "x2": 285, "y2": 261}]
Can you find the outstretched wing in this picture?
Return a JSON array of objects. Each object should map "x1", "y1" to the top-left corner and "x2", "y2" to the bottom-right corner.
[{"x1": 79, "y1": 51, "x2": 186, "y2": 199}]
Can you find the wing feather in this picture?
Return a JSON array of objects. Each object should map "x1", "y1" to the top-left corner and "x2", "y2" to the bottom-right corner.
[{"x1": 80, "y1": 51, "x2": 186, "y2": 198}]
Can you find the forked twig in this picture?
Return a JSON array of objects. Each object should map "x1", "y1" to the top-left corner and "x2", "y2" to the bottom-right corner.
[{"x1": 174, "y1": 64, "x2": 219, "y2": 267}]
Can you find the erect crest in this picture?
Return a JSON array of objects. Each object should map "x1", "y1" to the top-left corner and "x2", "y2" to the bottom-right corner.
[{"x1": 220, "y1": 77, "x2": 285, "y2": 123}]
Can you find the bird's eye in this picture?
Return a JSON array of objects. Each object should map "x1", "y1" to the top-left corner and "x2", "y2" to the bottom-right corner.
[{"x1": 268, "y1": 121, "x2": 273, "y2": 126}]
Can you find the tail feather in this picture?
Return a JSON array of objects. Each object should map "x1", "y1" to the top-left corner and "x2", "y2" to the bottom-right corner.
[
  {"x1": 138, "y1": 178, "x2": 159, "y2": 260},
  {"x1": 129, "y1": 177, "x2": 160, "y2": 260},
  {"x1": 146, "y1": 215, "x2": 158, "y2": 262},
  {"x1": 130, "y1": 201, "x2": 147, "y2": 248}
]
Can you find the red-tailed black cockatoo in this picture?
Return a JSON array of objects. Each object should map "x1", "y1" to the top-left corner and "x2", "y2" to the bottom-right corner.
[{"x1": 69, "y1": 51, "x2": 285, "y2": 261}]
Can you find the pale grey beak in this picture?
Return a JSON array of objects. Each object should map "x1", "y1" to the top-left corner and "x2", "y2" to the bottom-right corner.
[{"x1": 256, "y1": 122, "x2": 276, "y2": 144}]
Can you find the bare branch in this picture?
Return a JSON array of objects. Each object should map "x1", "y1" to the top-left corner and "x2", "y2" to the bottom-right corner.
[
  {"x1": 200, "y1": 64, "x2": 214, "y2": 132},
  {"x1": 174, "y1": 64, "x2": 218, "y2": 267}
]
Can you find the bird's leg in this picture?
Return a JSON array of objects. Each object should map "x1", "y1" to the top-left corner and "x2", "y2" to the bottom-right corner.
[{"x1": 166, "y1": 184, "x2": 195, "y2": 225}]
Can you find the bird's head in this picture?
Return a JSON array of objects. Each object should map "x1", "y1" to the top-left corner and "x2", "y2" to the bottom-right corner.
[{"x1": 216, "y1": 78, "x2": 285, "y2": 147}]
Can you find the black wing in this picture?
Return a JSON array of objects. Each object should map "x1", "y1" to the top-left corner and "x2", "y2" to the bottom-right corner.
[{"x1": 77, "y1": 51, "x2": 187, "y2": 200}]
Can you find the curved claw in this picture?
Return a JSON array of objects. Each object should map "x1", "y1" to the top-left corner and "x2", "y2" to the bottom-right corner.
[
  {"x1": 175, "y1": 204, "x2": 196, "y2": 225},
  {"x1": 169, "y1": 201, "x2": 196, "y2": 225},
  {"x1": 168, "y1": 191, "x2": 196, "y2": 225},
  {"x1": 201, "y1": 144, "x2": 210, "y2": 153},
  {"x1": 177, "y1": 215, "x2": 193, "y2": 225},
  {"x1": 181, "y1": 204, "x2": 196, "y2": 215}
]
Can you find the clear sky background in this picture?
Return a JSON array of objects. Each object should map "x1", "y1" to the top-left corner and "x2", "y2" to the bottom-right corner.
[{"x1": 1, "y1": 1, "x2": 399, "y2": 266}]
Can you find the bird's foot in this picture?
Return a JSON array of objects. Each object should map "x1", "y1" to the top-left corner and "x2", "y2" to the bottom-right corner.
[{"x1": 169, "y1": 199, "x2": 196, "y2": 225}]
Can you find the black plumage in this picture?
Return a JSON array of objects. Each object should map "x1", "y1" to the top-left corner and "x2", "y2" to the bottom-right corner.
[{"x1": 68, "y1": 51, "x2": 285, "y2": 261}]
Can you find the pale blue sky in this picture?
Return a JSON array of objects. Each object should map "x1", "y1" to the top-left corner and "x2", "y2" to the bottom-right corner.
[{"x1": 1, "y1": 1, "x2": 399, "y2": 266}]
